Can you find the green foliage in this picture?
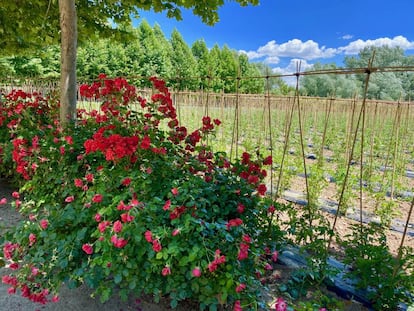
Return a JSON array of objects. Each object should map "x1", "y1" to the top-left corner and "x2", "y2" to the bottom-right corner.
[
  {"x1": 0, "y1": 75, "x2": 283, "y2": 309},
  {"x1": 301, "y1": 63, "x2": 360, "y2": 98},
  {"x1": 170, "y1": 30, "x2": 198, "y2": 90},
  {"x1": 301, "y1": 46, "x2": 414, "y2": 100},
  {"x1": 137, "y1": 21, "x2": 173, "y2": 81},
  {"x1": 289, "y1": 290, "x2": 344, "y2": 311},
  {"x1": 341, "y1": 223, "x2": 414, "y2": 310},
  {"x1": 0, "y1": 20, "x2": 277, "y2": 94},
  {"x1": 0, "y1": 0, "x2": 259, "y2": 56},
  {"x1": 285, "y1": 208, "x2": 336, "y2": 293}
]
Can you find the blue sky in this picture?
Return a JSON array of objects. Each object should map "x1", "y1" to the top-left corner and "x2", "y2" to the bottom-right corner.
[{"x1": 135, "y1": 0, "x2": 414, "y2": 75}]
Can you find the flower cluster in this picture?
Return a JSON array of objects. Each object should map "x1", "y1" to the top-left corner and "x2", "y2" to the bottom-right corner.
[
  {"x1": 12, "y1": 138, "x2": 33, "y2": 180},
  {"x1": 237, "y1": 235, "x2": 251, "y2": 261},
  {"x1": 207, "y1": 249, "x2": 227, "y2": 272},
  {"x1": 233, "y1": 152, "x2": 272, "y2": 196},
  {"x1": 79, "y1": 74, "x2": 136, "y2": 106},
  {"x1": 84, "y1": 125, "x2": 140, "y2": 162},
  {"x1": 1, "y1": 75, "x2": 283, "y2": 311}
]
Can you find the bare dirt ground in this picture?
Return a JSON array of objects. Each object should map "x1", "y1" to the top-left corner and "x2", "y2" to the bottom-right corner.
[{"x1": 283, "y1": 174, "x2": 414, "y2": 256}]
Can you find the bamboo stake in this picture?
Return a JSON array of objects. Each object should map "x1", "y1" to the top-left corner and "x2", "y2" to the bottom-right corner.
[
  {"x1": 275, "y1": 94, "x2": 295, "y2": 198},
  {"x1": 330, "y1": 53, "x2": 375, "y2": 246},
  {"x1": 266, "y1": 74, "x2": 274, "y2": 198},
  {"x1": 346, "y1": 98, "x2": 357, "y2": 165},
  {"x1": 294, "y1": 63, "x2": 313, "y2": 234},
  {"x1": 230, "y1": 75, "x2": 241, "y2": 160},
  {"x1": 318, "y1": 97, "x2": 333, "y2": 168},
  {"x1": 390, "y1": 101, "x2": 402, "y2": 199},
  {"x1": 393, "y1": 192, "x2": 414, "y2": 278},
  {"x1": 359, "y1": 79, "x2": 368, "y2": 228},
  {"x1": 368, "y1": 102, "x2": 378, "y2": 181}
]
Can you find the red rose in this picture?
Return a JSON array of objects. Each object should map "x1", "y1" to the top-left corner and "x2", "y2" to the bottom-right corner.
[{"x1": 82, "y1": 243, "x2": 93, "y2": 255}]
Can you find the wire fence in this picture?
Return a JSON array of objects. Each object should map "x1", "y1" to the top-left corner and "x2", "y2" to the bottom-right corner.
[{"x1": 1, "y1": 64, "x2": 413, "y2": 259}]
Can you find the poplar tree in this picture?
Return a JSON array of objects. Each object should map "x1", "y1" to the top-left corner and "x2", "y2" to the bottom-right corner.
[{"x1": 170, "y1": 30, "x2": 198, "y2": 90}]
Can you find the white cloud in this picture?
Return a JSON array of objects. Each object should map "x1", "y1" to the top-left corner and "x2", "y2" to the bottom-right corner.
[
  {"x1": 240, "y1": 39, "x2": 337, "y2": 64},
  {"x1": 339, "y1": 35, "x2": 414, "y2": 55},
  {"x1": 341, "y1": 34, "x2": 354, "y2": 40},
  {"x1": 239, "y1": 50, "x2": 261, "y2": 59},
  {"x1": 263, "y1": 55, "x2": 280, "y2": 65},
  {"x1": 272, "y1": 59, "x2": 314, "y2": 75},
  {"x1": 241, "y1": 35, "x2": 414, "y2": 85},
  {"x1": 272, "y1": 59, "x2": 315, "y2": 86},
  {"x1": 242, "y1": 35, "x2": 414, "y2": 64}
]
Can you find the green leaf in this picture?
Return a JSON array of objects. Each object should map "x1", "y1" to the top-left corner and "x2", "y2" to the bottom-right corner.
[
  {"x1": 100, "y1": 287, "x2": 112, "y2": 303},
  {"x1": 76, "y1": 227, "x2": 87, "y2": 240},
  {"x1": 225, "y1": 279, "x2": 233, "y2": 290},
  {"x1": 60, "y1": 258, "x2": 68, "y2": 269},
  {"x1": 224, "y1": 233, "x2": 234, "y2": 242},
  {"x1": 114, "y1": 274, "x2": 122, "y2": 284},
  {"x1": 179, "y1": 256, "x2": 189, "y2": 266},
  {"x1": 129, "y1": 280, "x2": 136, "y2": 290},
  {"x1": 119, "y1": 289, "x2": 128, "y2": 302},
  {"x1": 170, "y1": 299, "x2": 178, "y2": 309},
  {"x1": 220, "y1": 291, "x2": 228, "y2": 304},
  {"x1": 191, "y1": 282, "x2": 199, "y2": 293}
]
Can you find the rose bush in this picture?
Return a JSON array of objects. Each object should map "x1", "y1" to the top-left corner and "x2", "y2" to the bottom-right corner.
[
  {"x1": 0, "y1": 88, "x2": 59, "y2": 181},
  {"x1": 0, "y1": 75, "x2": 285, "y2": 310}
]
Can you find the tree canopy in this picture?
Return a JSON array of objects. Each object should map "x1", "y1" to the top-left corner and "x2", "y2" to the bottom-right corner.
[
  {"x1": 301, "y1": 46, "x2": 414, "y2": 100},
  {"x1": 0, "y1": 0, "x2": 259, "y2": 123},
  {"x1": 0, "y1": 0, "x2": 258, "y2": 55},
  {"x1": 0, "y1": 20, "x2": 293, "y2": 95}
]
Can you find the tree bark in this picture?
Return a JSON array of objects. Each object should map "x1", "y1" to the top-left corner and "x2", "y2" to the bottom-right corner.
[{"x1": 59, "y1": 0, "x2": 77, "y2": 124}]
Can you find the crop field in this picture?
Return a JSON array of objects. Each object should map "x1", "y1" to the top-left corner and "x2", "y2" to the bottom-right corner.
[
  {"x1": 2, "y1": 77, "x2": 413, "y2": 309},
  {"x1": 81, "y1": 89, "x2": 414, "y2": 255},
  {"x1": 160, "y1": 91, "x2": 414, "y2": 252}
]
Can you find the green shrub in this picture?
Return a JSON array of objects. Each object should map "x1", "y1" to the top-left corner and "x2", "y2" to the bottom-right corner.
[
  {"x1": 341, "y1": 223, "x2": 414, "y2": 310},
  {"x1": 1, "y1": 75, "x2": 284, "y2": 310}
]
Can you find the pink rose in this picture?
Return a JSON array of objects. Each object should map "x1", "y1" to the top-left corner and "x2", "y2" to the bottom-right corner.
[
  {"x1": 39, "y1": 219, "x2": 48, "y2": 230},
  {"x1": 192, "y1": 267, "x2": 201, "y2": 277},
  {"x1": 161, "y1": 266, "x2": 171, "y2": 276},
  {"x1": 144, "y1": 230, "x2": 153, "y2": 242},
  {"x1": 82, "y1": 243, "x2": 93, "y2": 255},
  {"x1": 92, "y1": 194, "x2": 103, "y2": 203},
  {"x1": 152, "y1": 240, "x2": 162, "y2": 252},
  {"x1": 29, "y1": 233, "x2": 36, "y2": 246},
  {"x1": 65, "y1": 196, "x2": 74, "y2": 203},
  {"x1": 113, "y1": 220, "x2": 123, "y2": 233}
]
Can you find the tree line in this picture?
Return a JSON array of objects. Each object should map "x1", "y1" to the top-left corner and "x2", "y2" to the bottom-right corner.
[
  {"x1": 0, "y1": 20, "x2": 292, "y2": 95},
  {"x1": 1, "y1": 20, "x2": 413, "y2": 100},
  {"x1": 301, "y1": 46, "x2": 414, "y2": 101}
]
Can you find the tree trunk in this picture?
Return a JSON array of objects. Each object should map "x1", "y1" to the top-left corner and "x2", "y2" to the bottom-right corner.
[{"x1": 59, "y1": 0, "x2": 77, "y2": 124}]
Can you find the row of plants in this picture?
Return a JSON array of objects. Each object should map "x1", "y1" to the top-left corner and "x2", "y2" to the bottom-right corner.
[
  {"x1": 174, "y1": 96, "x2": 414, "y2": 227},
  {"x1": 167, "y1": 92, "x2": 414, "y2": 309},
  {"x1": 1, "y1": 76, "x2": 413, "y2": 310}
]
